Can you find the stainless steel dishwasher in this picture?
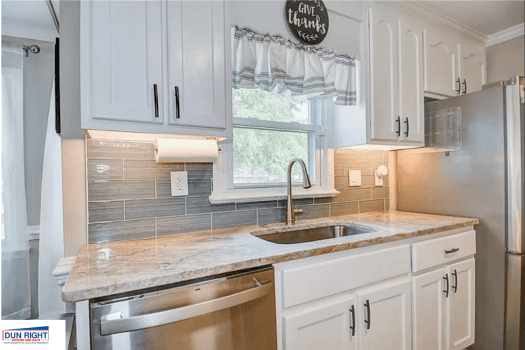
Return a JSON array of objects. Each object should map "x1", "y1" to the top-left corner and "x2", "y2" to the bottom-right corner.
[{"x1": 90, "y1": 267, "x2": 276, "y2": 350}]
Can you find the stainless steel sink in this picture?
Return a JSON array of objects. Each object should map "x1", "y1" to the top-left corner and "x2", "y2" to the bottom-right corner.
[{"x1": 252, "y1": 224, "x2": 376, "y2": 245}]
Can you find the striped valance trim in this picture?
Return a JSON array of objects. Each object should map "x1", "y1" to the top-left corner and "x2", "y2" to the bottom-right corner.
[
  {"x1": 233, "y1": 27, "x2": 356, "y2": 66},
  {"x1": 232, "y1": 27, "x2": 357, "y2": 106}
]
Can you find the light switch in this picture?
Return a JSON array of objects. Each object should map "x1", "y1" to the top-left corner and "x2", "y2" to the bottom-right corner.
[
  {"x1": 171, "y1": 171, "x2": 188, "y2": 196},
  {"x1": 348, "y1": 170, "x2": 361, "y2": 187}
]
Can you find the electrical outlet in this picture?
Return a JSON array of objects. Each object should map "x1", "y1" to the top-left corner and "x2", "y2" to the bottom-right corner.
[
  {"x1": 171, "y1": 171, "x2": 188, "y2": 196},
  {"x1": 348, "y1": 170, "x2": 361, "y2": 187}
]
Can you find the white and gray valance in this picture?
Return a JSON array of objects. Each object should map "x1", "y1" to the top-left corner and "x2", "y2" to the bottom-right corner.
[{"x1": 232, "y1": 27, "x2": 356, "y2": 105}]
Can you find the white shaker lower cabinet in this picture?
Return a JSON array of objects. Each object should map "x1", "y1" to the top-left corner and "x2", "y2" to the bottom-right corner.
[
  {"x1": 275, "y1": 229, "x2": 476, "y2": 350},
  {"x1": 356, "y1": 279, "x2": 412, "y2": 350},
  {"x1": 411, "y1": 231, "x2": 476, "y2": 350},
  {"x1": 446, "y1": 258, "x2": 475, "y2": 350},
  {"x1": 283, "y1": 296, "x2": 356, "y2": 350},
  {"x1": 412, "y1": 268, "x2": 447, "y2": 350}
]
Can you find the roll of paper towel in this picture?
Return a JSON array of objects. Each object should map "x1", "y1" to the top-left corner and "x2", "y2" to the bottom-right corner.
[{"x1": 155, "y1": 138, "x2": 219, "y2": 163}]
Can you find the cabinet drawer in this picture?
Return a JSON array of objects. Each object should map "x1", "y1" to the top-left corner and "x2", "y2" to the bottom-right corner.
[
  {"x1": 411, "y1": 230, "x2": 476, "y2": 273},
  {"x1": 280, "y1": 245, "x2": 411, "y2": 309}
]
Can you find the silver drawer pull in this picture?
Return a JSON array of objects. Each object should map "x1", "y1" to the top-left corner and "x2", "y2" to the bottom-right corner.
[
  {"x1": 445, "y1": 248, "x2": 460, "y2": 254},
  {"x1": 100, "y1": 279, "x2": 273, "y2": 336}
]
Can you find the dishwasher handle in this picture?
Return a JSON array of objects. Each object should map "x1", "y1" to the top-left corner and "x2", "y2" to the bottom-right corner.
[{"x1": 100, "y1": 278, "x2": 273, "y2": 336}]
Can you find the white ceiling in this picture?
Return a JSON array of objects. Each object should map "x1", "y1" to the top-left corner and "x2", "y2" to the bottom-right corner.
[
  {"x1": 421, "y1": 1, "x2": 525, "y2": 36},
  {"x1": 2, "y1": 0, "x2": 59, "y2": 42}
]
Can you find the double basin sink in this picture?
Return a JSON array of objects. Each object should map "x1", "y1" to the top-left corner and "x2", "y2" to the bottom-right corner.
[{"x1": 251, "y1": 223, "x2": 377, "y2": 245}]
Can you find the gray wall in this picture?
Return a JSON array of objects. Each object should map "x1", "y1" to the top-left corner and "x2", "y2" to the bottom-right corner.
[
  {"x1": 486, "y1": 35, "x2": 524, "y2": 83},
  {"x1": 23, "y1": 44, "x2": 54, "y2": 226}
]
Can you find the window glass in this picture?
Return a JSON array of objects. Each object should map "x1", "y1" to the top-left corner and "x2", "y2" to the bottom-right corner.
[
  {"x1": 233, "y1": 127, "x2": 311, "y2": 184},
  {"x1": 233, "y1": 89, "x2": 310, "y2": 124}
]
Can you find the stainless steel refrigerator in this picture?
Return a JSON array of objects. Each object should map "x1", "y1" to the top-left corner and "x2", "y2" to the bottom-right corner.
[{"x1": 397, "y1": 76, "x2": 524, "y2": 350}]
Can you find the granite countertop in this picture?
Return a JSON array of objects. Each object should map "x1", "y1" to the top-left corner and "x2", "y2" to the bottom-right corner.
[{"x1": 62, "y1": 211, "x2": 479, "y2": 302}]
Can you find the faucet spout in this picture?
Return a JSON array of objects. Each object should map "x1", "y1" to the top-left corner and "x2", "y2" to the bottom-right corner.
[{"x1": 286, "y1": 158, "x2": 312, "y2": 226}]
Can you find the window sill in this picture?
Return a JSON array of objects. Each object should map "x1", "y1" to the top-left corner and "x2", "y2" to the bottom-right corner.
[{"x1": 209, "y1": 188, "x2": 340, "y2": 204}]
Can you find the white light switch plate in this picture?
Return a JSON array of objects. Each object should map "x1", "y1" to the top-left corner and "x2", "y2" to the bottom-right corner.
[
  {"x1": 171, "y1": 171, "x2": 188, "y2": 196},
  {"x1": 348, "y1": 170, "x2": 361, "y2": 187}
]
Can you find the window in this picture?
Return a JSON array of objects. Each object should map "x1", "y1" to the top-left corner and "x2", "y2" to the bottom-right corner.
[
  {"x1": 232, "y1": 89, "x2": 318, "y2": 185},
  {"x1": 210, "y1": 88, "x2": 337, "y2": 203}
]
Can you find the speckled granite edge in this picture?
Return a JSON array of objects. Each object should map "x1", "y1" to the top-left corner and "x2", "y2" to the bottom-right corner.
[{"x1": 62, "y1": 211, "x2": 479, "y2": 302}]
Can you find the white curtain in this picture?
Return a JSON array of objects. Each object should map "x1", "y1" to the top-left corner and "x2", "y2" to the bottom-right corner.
[
  {"x1": 1, "y1": 43, "x2": 31, "y2": 319},
  {"x1": 232, "y1": 27, "x2": 357, "y2": 105},
  {"x1": 38, "y1": 82, "x2": 64, "y2": 318}
]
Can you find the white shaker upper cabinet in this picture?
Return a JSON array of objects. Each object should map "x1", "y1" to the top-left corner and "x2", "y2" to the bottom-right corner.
[
  {"x1": 83, "y1": 0, "x2": 164, "y2": 125},
  {"x1": 167, "y1": 0, "x2": 226, "y2": 130},
  {"x1": 423, "y1": 28, "x2": 459, "y2": 97},
  {"x1": 398, "y1": 18, "x2": 424, "y2": 144},
  {"x1": 368, "y1": 4, "x2": 399, "y2": 143},
  {"x1": 367, "y1": 4, "x2": 424, "y2": 147},
  {"x1": 458, "y1": 41, "x2": 486, "y2": 94}
]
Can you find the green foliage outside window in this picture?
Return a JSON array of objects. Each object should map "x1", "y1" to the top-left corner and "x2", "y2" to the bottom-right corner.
[{"x1": 232, "y1": 89, "x2": 312, "y2": 183}]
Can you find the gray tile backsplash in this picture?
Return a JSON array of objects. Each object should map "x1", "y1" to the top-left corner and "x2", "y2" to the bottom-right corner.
[
  {"x1": 88, "y1": 219, "x2": 156, "y2": 244},
  {"x1": 212, "y1": 210, "x2": 258, "y2": 230},
  {"x1": 86, "y1": 140, "x2": 389, "y2": 244}
]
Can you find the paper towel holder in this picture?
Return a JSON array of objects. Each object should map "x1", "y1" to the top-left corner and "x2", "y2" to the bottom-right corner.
[
  {"x1": 155, "y1": 137, "x2": 221, "y2": 163},
  {"x1": 154, "y1": 145, "x2": 222, "y2": 152},
  {"x1": 153, "y1": 138, "x2": 222, "y2": 153}
]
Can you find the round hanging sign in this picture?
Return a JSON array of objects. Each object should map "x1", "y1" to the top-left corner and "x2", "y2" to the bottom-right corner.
[{"x1": 285, "y1": 0, "x2": 329, "y2": 45}]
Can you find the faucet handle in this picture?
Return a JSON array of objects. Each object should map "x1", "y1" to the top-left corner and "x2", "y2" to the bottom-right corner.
[{"x1": 294, "y1": 209, "x2": 304, "y2": 216}]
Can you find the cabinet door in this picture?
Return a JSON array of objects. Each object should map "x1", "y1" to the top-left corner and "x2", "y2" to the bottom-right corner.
[
  {"x1": 167, "y1": 0, "x2": 226, "y2": 129},
  {"x1": 446, "y1": 258, "x2": 475, "y2": 350},
  {"x1": 368, "y1": 5, "x2": 399, "y2": 142},
  {"x1": 356, "y1": 279, "x2": 411, "y2": 350},
  {"x1": 459, "y1": 42, "x2": 486, "y2": 94},
  {"x1": 283, "y1": 296, "x2": 356, "y2": 350},
  {"x1": 412, "y1": 268, "x2": 447, "y2": 350},
  {"x1": 90, "y1": 0, "x2": 164, "y2": 124},
  {"x1": 423, "y1": 29, "x2": 459, "y2": 97},
  {"x1": 398, "y1": 19, "x2": 424, "y2": 144}
]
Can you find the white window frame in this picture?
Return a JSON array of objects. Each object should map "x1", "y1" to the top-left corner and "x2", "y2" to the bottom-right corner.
[{"x1": 210, "y1": 98, "x2": 338, "y2": 204}]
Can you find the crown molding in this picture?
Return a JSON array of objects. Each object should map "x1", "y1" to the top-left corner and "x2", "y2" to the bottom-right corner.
[
  {"x1": 486, "y1": 23, "x2": 525, "y2": 47},
  {"x1": 377, "y1": 1, "x2": 488, "y2": 47}
]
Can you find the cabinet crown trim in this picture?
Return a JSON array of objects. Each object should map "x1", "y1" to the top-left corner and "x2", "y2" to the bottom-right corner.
[
  {"x1": 377, "y1": 0, "x2": 497, "y2": 47},
  {"x1": 486, "y1": 22, "x2": 525, "y2": 47}
]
